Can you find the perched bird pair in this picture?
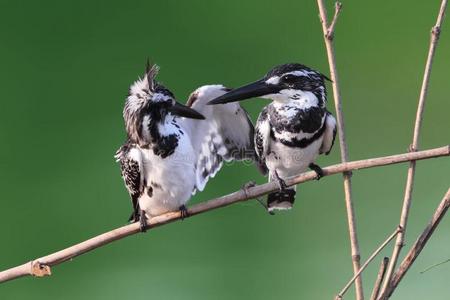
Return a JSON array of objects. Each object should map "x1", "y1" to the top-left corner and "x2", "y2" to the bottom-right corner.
[{"x1": 116, "y1": 62, "x2": 336, "y2": 229}]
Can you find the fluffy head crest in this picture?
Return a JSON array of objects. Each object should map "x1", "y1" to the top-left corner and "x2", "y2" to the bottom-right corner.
[{"x1": 145, "y1": 61, "x2": 160, "y2": 92}]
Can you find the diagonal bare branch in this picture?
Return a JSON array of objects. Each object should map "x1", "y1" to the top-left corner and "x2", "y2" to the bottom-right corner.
[
  {"x1": 336, "y1": 228, "x2": 401, "y2": 300},
  {"x1": 0, "y1": 145, "x2": 448, "y2": 284},
  {"x1": 378, "y1": 188, "x2": 450, "y2": 299},
  {"x1": 420, "y1": 258, "x2": 450, "y2": 274}
]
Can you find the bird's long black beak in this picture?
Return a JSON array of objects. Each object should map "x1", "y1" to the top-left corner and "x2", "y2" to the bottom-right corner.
[
  {"x1": 207, "y1": 79, "x2": 280, "y2": 105},
  {"x1": 169, "y1": 102, "x2": 205, "y2": 120}
]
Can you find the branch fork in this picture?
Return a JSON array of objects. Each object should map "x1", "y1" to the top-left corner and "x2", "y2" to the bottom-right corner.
[{"x1": 325, "y1": 2, "x2": 343, "y2": 40}]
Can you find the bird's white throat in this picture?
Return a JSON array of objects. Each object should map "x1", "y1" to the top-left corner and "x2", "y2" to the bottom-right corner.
[{"x1": 269, "y1": 90, "x2": 319, "y2": 110}]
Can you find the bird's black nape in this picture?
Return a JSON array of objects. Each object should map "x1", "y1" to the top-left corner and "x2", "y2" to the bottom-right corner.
[
  {"x1": 265, "y1": 63, "x2": 331, "y2": 82},
  {"x1": 265, "y1": 63, "x2": 310, "y2": 78}
]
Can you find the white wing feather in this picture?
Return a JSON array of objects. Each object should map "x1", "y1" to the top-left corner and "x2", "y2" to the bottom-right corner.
[
  {"x1": 254, "y1": 107, "x2": 271, "y2": 175},
  {"x1": 320, "y1": 112, "x2": 337, "y2": 155},
  {"x1": 179, "y1": 85, "x2": 255, "y2": 192}
]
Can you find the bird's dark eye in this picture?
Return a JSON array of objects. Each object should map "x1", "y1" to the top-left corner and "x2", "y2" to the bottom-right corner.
[{"x1": 281, "y1": 74, "x2": 297, "y2": 84}]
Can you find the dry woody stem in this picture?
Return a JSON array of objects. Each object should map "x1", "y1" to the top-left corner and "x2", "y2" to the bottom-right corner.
[
  {"x1": 0, "y1": 146, "x2": 448, "y2": 284},
  {"x1": 336, "y1": 228, "x2": 401, "y2": 300},
  {"x1": 380, "y1": 0, "x2": 448, "y2": 296},
  {"x1": 316, "y1": 1, "x2": 364, "y2": 299},
  {"x1": 378, "y1": 188, "x2": 450, "y2": 299},
  {"x1": 370, "y1": 258, "x2": 389, "y2": 300}
]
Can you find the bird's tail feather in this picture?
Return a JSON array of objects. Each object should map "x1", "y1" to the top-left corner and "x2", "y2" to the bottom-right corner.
[{"x1": 267, "y1": 188, "x2": 296, "y2": 212}]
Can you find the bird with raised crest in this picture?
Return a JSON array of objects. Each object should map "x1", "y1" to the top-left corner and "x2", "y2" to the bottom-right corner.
[
  {"x1": 208, "y1": 63, "x2": 337, "y2": 213},
  {"x1": 115, "y1": 63, "x2": 255, "y2": 231}
]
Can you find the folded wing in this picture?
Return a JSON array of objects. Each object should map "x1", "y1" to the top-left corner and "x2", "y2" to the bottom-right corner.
[
  {"x1": 254, "y1": 106, "x2": 271, "y2": 175},
  {"x1": 320, "y1": 111, "x2": 337, "y2": 155},
  {"x1": 115, "y1": 141, "x2": 144, "y2": 221}
]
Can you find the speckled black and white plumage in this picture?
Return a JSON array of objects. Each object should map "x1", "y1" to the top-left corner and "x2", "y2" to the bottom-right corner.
[
  {"x1": 115, "y1": 141, "x2": 143, "y2": 221},
  {"x1": 257, "y1": 64, "x2": 337, "y2": 211},
  {"x1": 209, "y1": 63, "x2": 337, "y2": 212},
  {"x1": 184, "y1": 86, "x2": 255, "y2": 192},
  {"x1": 116, "y1": 64, "x2": 255, "y2": 220}
]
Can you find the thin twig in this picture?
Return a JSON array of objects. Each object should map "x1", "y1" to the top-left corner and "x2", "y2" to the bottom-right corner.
[
  {"x1": 0, "y1": 146, "x2": 448, "y2": 284},
  {"x1": 378, "y1": 188, "x2": 450, "y2": 299},
  {"x1": 380, "y1": 0, "x2": 448, "y2": 296},
  {"x1": 370, "y1": 258, "x2": 390, "y2": 300},
  {"x1": 316, "y1": 1, "x2": 364, "y2": 299},
  {"x1": 327, "y1": 2, "x2": 343, "y2": 39},
  {"x1": 336, "y1": 228, "x2": 401, "y2": 300},
  {"x1": 420, "y1": 258, "x2": 450, "y2": 274}
]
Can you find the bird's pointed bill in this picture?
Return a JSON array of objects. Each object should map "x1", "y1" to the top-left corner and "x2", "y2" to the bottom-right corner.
[
  {"x1": 207, "y1": 79, "x2": 280, "y2": 105},
  {"x1": 169, "y1": 102, "x2": 205, "y2": 119}
]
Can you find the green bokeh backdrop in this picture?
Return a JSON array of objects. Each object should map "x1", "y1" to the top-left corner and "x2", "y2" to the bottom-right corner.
[{"x1": 1, "y1": 1, "x2": 449, "y2": 299}]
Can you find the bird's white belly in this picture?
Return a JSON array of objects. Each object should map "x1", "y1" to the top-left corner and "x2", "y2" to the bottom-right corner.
[
  {"x1": 138, "y1": 139, "x2": 196, "y2": 217},
  {"x1": 266, "y1": 136, "x2": 323, "y2": 178}
]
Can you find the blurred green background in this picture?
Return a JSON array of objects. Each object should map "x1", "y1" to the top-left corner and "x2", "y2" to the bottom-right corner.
[{"x1": 0, "y1": 0, "x2": 449, "y2": 299}]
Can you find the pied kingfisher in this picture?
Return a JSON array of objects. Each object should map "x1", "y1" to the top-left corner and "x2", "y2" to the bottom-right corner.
[
  {"x1": 208, "y1": 63, "x2": 337, "y2": 213},
  {"x1": 115, "y1": 63, "x2": 255, "y2": 230}
]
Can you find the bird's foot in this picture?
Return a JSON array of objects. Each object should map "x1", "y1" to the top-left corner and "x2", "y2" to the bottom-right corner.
[
  {"x1": 309, "y1": 163, "x2": 324, "y2": 180},
  {"x1": 273, "y1": 170, "x2": 287, "y2": 191},
  {"x1": 179, "y1": 205, "x2": 190, "y2": 220},
  {"x1": 242, "y1": 180, "x2": 256, "y2": 197},
  {"x1": 139, "y1": 210, "x2": 148, "y2": 233},
  {"x1": 242, "y1": 180, "x2": 256, "y2": 190}
]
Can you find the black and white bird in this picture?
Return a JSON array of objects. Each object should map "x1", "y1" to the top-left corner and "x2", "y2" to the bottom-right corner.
[
  {"x1": 208, "y1": 63, "x2": 337, "y2": 213},
  {"x1": 115, "y1": 63, "x2": 254, "y2": 230}
]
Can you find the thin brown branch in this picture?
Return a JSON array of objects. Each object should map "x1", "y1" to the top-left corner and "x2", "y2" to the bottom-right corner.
[
  {"x1": 420, "y1": 258, "x2": 450, "y2": 274},
  {"x1": 378, "y1": 188, "x2": 450, "y2": 299},
  {"x1": 370, "y1": 258, "x2": 389, "y2": 300},
  {"x1": 0, "y1": 145, "x2": 448, "y2": 284},
  {"x1": 326, "y1": 2, "x2": 343, "y2": 39},
  {"x1": 336, "y1": 228, "x2": 401, "y2": 300},
  {"x1": 316, "y1": 1, "x2": 364, "y2": 299},
  {"x1": 380, "y1": 0, "x2": 448, "y2": 295}
]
